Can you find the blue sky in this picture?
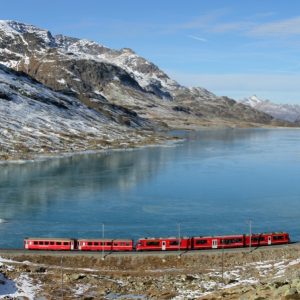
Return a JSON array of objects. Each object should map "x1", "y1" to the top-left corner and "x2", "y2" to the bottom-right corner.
[{"x1": 2, "y1": 0, "x2": 300, "y2": 103}]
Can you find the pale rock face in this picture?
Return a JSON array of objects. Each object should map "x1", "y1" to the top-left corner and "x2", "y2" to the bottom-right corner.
[{"x1": 241, "y1": 95, "x2": 300, "y2": 123}]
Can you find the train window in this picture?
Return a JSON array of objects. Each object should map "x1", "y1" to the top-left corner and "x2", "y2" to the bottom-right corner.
[
  {"x1": 34, "y1": 241, "x2": 38, "y2": 245},
  {"x1": 57, "y1": 242, "x2": 61, "y2": 245},
  {"x1": 113, "y1": 243, "x2": 118, "y2": 246},
  {"x1": 252, "y1": 237, "x2": 265, "y2": 242},
  {"x1": 273, "y1": 236, "x2": 284, "y2": 241},
  {"x1": 87, "y1": 242, "x2": 92, "y2": 246},
  {"x1": 45, "y1": 241, "x2": 49, "y2": 245},
  {"x1": 221, "y1": 238, "x2": 242, "y2": 244},
  {"x1": 126, "y1": 242, "x2": 130, "y2": 246},
  {"x1": 221, "y1": 239, "x2": 231, "y2": 244},
  {"x1": 50, "y1": 242, "x2": 54, "y2": 245},
  {"x1": 146, "y1": 241, "x2": 160, "y2": 246},
  {"x1": 100, "y1": 242, "x2": 104, "y2": 246},
  {"x1": 39, "y1": 241, "x2": 44, "y2": 245},
  {"x1": 106, "y1": 242, "x2": 112, "y2": 246},
  {"x1": 63, "y1": 242, "x2": 69, "y2": 245},
  {"x1": 196, "y1": 239, "x2": 207, "y2": 245},
  {"x1": 169, "y1": 240, "x2": 179, "y2": 246},
  {"x1": 94, "y1": 242, "x2": 99, "y2": 246}
]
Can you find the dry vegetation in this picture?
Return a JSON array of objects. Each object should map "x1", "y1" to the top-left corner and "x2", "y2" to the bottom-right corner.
[{"x1": 1, "y1": 245, "x2": 300, "y2": 299}]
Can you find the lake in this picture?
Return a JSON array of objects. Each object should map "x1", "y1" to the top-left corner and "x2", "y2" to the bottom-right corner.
[{"x1": 0, "y1": 128, "x2": 300, "y2": 248}]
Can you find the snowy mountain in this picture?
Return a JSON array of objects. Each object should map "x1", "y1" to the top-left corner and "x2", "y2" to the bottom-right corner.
[
  {"x1": 0, "y1": 20, "x2": 290, "y2": 159},
  {"x1": 0, "y1": 20, "x2": 178, "y2": 100},
  {"x1": 241, "y1": 95, "x2": 300, "y2": 123}
]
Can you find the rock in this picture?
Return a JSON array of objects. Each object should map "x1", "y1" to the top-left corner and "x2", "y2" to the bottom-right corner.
[
  {"x1": 225, "y1": 278, "x2": 239, "y2": 285},
  {"x1": 159, "y1": 291, "x2": 177, "y2": 299},
  {"x1": 35, "y1": 267, "x2": 46, "y2": 273},
  {"x1": 96, "y1": 287, "x2": 107, "y2": 296},
  {"x1": 272, "y1": 281, "x2": 290, "y2": 289},
  {"x1": 275, "y1": 284, "x2": 291, "y2": 296},
  {"x1": 186, "y1": 274, "x2": 196, "y2": 281},
  {"x1": 283, "y1": 287, "x2": 299, "y2": 299},
  {"x1": 69, "y1": 273, "x2": 86, "y2": 281},
  {"x1": 180, "y1": 274, "x2": 187, "y2": 281}
]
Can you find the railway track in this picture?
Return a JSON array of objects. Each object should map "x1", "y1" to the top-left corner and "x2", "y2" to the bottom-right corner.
[{"x1": 0, "y1": 242, "x2": 299, "y2": 258}]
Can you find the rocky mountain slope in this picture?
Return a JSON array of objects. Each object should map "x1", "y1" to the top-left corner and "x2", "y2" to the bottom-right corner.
[
  {"x1": 0, "y1": 21, "x2": 282, "y2": 127},
  {"x1": 0, "y1": 64, "x2": 160, "y2": 160},
  {"x1": 0, "y1": 20, "x2": 294, "y2": 159},
  {"x1": 241, "y1": 95, "x2": 300, "y2": 123}
]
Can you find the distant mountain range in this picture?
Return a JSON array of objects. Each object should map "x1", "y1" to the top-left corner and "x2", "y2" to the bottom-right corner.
[
  {"x1": 240, "y1": 95, "x2": 300, "y2": 123},
  {"x1": 0, "y1": 20, "x2": 293, "y2": 159}
]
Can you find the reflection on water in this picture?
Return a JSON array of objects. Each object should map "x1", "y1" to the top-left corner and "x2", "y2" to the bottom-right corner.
[{"x1": 0, "y1": 128, "x2": 300, "y2": 247}]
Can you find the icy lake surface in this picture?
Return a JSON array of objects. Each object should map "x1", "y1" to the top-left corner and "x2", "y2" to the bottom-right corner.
[{"x1": 0, "y1": 128, "x2": 300, "y2": 248}]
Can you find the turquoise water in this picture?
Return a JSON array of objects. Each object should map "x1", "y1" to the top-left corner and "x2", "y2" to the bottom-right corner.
[{"x1": 0, "y1": 128, "x2": 300, "y2": 248}]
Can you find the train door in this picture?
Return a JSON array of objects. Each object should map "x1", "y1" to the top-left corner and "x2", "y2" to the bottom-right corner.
[
  {"x1": 212, "y1": 239, "x2": 218, "y2": 249},
  {"x1": 268, "y1": 236, "x2": 272, "y2": 245},
  {"x1": 70, "y1": 241, "x2": 74, "y2": 250},
  {"x1": 162, "y1": 241, "x2": 166, "y2": 251}
]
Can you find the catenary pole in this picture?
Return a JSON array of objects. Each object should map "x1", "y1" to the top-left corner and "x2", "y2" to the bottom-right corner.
[
  {"x1": 249, "y1": 220, "x2": 252, "y2": 252},
  {"x1": 178, "y1": 223, "x2": 181, "y2": 257},
  {"x1": 61, "y1": 256, "x2": 63, "y2": 300},
  {"x1": 102, "y1": 223, "x2": 105, "y2": 260}
]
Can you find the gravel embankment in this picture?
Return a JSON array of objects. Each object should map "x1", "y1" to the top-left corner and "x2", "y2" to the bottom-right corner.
[{"x1": 0, "y1": 244, "x2": 300, "y2": 299}]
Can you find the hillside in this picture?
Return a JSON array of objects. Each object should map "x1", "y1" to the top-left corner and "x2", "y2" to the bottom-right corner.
[
  {"x1": 0, "y1": 20, "x2": 292, "y2": 160},
  {"x1": 0, "y1": 64, "x2": 160, "y2": 160}
]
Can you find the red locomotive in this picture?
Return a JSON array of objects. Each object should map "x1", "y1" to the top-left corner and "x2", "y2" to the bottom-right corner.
[{"x1": 24, "y1": 232, "x2": 290, "y2": 252}]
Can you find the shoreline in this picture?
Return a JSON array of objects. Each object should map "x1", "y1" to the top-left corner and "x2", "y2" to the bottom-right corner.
[
  {"x1": 1, "y1": 126, "x2": 299, "y2": 164},
  {"x1": 0, "y1": 132, "x2": 183, "y2": 165}
]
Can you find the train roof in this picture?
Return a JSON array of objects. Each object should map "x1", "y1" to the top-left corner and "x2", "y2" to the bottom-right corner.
[
  {"x1": 193, "y1": 234, "x2": 244, "y2": 238},
  {"x1": 25, "y1": 237, "x2": 74, "y2": 241},
  {"x1": 244, "y1": 232, "x2": 288, "y2": 236},
  {"x1": 138, "y1": 237, "x2": 189, "y2": 240},
  {"x1": 77, "y1": 238, "x2": 132, "y2": 242},
  {"x1": 193, "y1": 232, "x2": 289, "y2": 239}
]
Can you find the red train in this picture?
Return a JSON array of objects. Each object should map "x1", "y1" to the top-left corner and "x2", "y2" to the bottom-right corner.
[{"x1": 24, "y1": 232, "x2": 290, "y2": 251}]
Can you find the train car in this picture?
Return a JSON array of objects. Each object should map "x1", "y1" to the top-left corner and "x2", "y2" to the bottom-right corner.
[
  {"x1": 192, "y1": 235, "x2": 245, "y2": 250},
  {"x1": 77, "y1": 239, "x2": 133, "y2": 251},
  {"x1": 24, "y1": 237, "x2": 75, "y2": 251},
  {"x1": 112, "y1": 239, "x2": 134, "y2": 251},
  {"x1": 245, "y1": 232, "x2": 290, "y2": 247},
  {"x1": 77, "y1": 239, "x2": 113, "y2": 251},
  {"x1": 136, "y1": 237, "x2": 191, "y2": 251}
]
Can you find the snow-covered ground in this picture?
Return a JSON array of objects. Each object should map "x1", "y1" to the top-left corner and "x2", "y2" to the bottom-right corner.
[
  {"x1": 0, "y1": 257, "x2": 40, "y2": 299},
  {"x1": 0, "y1": 253, "x2": 300, "y2": 299}
]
